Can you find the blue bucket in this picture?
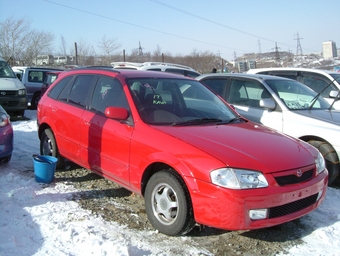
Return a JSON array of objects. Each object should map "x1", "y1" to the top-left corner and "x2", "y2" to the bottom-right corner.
[{"x1": 33, "y1": 155, "x2": 58, "y2": 183}]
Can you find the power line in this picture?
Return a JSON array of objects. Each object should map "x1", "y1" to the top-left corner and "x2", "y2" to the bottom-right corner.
[{"x1": 43, "y1": 0, "x2": 245, "y2": 52}]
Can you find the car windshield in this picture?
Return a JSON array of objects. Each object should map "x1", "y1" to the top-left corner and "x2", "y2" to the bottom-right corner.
[
  {"x1": 127, "y1": 78, "x2": 239, "y2": 125},
  {"x1": 266, "y1": 79, "x2": 331, "y2": 110},
  {"x1": 0, "y1": 61, "x2": 17, "y2": 78}
]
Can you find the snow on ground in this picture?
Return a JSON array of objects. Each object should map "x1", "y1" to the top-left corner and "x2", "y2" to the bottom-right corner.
[{"x1": 1, "y1": 110, "x2": 340, "y2": 256}]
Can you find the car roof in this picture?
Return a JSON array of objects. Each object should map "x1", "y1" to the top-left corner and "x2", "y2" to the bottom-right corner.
[
  {"x1": 58, "y1": 67, "x2": 196, "y2": 79},
  {"x1": 196, "y1": 72, "x2": 294, "y2": 82},
  {"x1": 110, "y1": 61, "x2": 197, "y2": 71},
  {"x1": 247, "y1": 67, "x2": 340, "y2": 75}
]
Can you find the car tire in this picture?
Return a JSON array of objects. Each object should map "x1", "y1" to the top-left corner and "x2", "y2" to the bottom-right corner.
[
  {"x1": 308, "y1": 140, "x2": 339, "y2": 185},
  {"x1": 40, "y1": 128, "x2": 64, "y2": 169},
  {"x1": 31, "y1": 92, "x2": 41, "y2": 110},
  {"x1": 0, "y1": 155, "x2": 11, "y2": 164},
  {"x1": 144, "y1": 169, "x2": 195, "y2": 236}
]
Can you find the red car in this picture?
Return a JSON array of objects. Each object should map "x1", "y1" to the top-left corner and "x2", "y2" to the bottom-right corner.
[{"x1": 37, "y1": 68, "x2": 328, "y2": 236}]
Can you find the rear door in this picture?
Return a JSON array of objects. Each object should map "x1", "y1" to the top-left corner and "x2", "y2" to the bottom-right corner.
[{"x1": 52, "y1": 74, "x2": 95, "y2": 162}]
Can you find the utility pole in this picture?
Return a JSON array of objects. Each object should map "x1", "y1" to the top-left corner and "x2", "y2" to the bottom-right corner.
[
  {"x1": 272, "y1": 42, "x2": 281, "y2": 64},
  {"x1": 257, "y1": 39, "x2": 262, "y2": 60},
  {"x1": 294, "y1": 32, "x2": 303, "y2": 56},
  {"x1": 138, "y1": 41, "x2": 144, "y2": 56}
]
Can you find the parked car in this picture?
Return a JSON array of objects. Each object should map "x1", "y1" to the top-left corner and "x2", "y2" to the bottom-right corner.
[
  {"x1": 111, "y1": 61, "x2": 201, "y2": 78},
  {"x1": 197, "y1": 73, "x2": 340, "y2": 185},
  {"x1": 247, "y1": 67, "x2": 340, "y2": 109},
  {"x1": 41, "y1": 71, "x2": 62, "y2": 96},
  {"x1": 0, "y1": 105, "x2": 13, "y2": 164},
  {"x1": 37, "y1": 67, "x2": 327, "y2": 236},
  {"x1": 12, "y1": 66, "x2": 63, "y2": 109},
  {"x1": 0, "y1": 58, "x2": 27, "y2": 116}
]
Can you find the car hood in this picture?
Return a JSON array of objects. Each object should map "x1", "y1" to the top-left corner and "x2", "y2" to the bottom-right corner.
[
  {"x1": 153, "y1": 122, "x2": 315, "y2": 173},
  {"x1": 0, "y1": 78, "x2": 25, "y2": 90},
  {"x1": 294, "y1": 109, "x2": 340, "y2": 126}
]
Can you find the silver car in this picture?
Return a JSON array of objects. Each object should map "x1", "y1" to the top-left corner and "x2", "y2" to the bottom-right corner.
[{"x1": 197, "y1": 73, "x2": 340, "y2": 185}]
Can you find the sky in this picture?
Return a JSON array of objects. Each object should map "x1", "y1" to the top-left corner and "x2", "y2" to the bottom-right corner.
[
  {"x1": 1, "y1": 0, "x2": 339, "y2": 61},
  {"x1": 0, "y1": 110, "x2": 340, "y2": 255}
]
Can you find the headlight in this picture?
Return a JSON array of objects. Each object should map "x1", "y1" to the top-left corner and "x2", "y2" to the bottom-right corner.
[
  {"x1": 0, "y1": 113, "x2": 10, "y2": 127},
  {"x1": 210, "y1": 168, "x2": 268, "y2": 189},
  {"x1": 18, "y1": 89, "x2": 26, "y2": 95},
  {"x1": 315, "y1": 151, "x2": 326, "y2": 175}
]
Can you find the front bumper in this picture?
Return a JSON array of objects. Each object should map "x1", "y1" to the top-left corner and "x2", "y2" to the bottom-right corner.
[{"x1": 187, "y1": 169, "x2": 328, "y2": 231}]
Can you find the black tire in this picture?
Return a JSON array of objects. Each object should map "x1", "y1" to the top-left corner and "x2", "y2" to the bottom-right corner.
[
  {"x1": 144, "y1": 169, "x2": 196, "y2": 236},
  {"x1": 308, "y1": 140, "x2": 339, "y2": 185},
  {"x1": 40, "y1": 128, "x2": 64, "y2": 169},
  {"x1": 0, "y1": 155, "x2": 11, "y2": 164},
  {"x1": 31, "y1": 92, "x2": 41, "y2": 110}
]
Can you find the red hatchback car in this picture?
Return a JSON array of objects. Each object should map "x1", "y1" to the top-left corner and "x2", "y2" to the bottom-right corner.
[{"x1": 37, "y1": 67, "x2": 328, "y2": 236}]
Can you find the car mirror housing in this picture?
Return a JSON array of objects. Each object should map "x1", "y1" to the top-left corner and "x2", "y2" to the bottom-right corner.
[
  {"x1": 259, "y1": 99, "x2": 276, "y2": 110},
  {"x1": 105, "y1": 107, "x2": 129, "y2": 120},
  {"x1": 329, "y1": 90, "x2": 340, "y2": 98}
]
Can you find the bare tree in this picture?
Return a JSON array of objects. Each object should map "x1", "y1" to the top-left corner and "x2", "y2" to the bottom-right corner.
[
  {"x1": 0, "y1": 16, "x2": 54, "y2": 65},
  {"x1": 70, "y1": 38, "x2": 94, "y2": 65},
  {"x1": 59, "y1": 35, "x2": 67, "y2": 56},
  {"x1": 97, "y1": 35, "x2": 121, "y2": 64},
  {"x1": 0, "y1": 16, "x2": 32, "y2": 63}
]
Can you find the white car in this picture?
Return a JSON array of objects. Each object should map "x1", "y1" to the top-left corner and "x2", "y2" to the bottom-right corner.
[
  {"x1": 247, "y1": 67, "x2": 340, "y2": 109},
  {"x1": 111, "y1": 61, "x2": 201, "y2": 78},
  {"x1": 197, "y1": 73, "x2": 340, "y2": 185}
]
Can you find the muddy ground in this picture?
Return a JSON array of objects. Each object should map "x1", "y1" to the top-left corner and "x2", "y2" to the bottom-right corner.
[{"x1": 51, "y1": 163, "x2": 333, "y2": 256}]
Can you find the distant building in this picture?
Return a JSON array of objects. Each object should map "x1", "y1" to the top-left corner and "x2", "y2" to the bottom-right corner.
[
  {"x1": 235, "y1": 60, "x2": 256, "y2": 72},
  {"x1": 322, "y1": 41, "x2": 337, "y2": 59}
]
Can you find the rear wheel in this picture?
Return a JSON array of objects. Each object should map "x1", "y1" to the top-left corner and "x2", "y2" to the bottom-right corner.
[
  {"x1": 31, "y1": 92, "x2": 41, "y2": 109},
  {"x1": 40, "y1": 128, "x2": 64, "y2": 169},
  {"x1": 144, "y1": 169, "x2": 195, "y2": 236},
  {"x1": 308, "y1": 140, "x2": 339, "y2": 185}
]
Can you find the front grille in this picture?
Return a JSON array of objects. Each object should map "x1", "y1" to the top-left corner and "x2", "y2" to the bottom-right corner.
[
  {"x1": 0, "y1": 90, "x2": 17, "y2": 96},
  {"x1": 269, "y1": 193, "x2": 318, "y2": 218},
  {"x1": 275, "y1": 169, "x2": 313, "y2": 186}
]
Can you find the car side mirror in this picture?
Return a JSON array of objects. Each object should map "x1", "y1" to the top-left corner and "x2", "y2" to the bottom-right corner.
[
  {"x1": 329, "y1": 90, "x2": 340, "y2": 99},
  {"x1": 259, "y1": 99, "x2": 276, "y2": 110},
  {"x1": 105, "y1": 107, "x2": 129, "y2": 120}
]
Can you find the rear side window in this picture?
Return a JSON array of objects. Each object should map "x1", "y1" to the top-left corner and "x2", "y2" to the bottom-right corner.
[
  {"x1": 68, "y1": 75, "x2": 96, "y2": 106},
  {"x1": 165, "y1": 68, "x2": 184, "y2": 76},
  {"x1": 301, "y1": 72, "x2": 336, "y2": 98},
  {"x1": 49, "y1": 76, "x2": 73, "y2": 99},
  {"x1": 28, "y1": 71, "x2": 44, "y2": 82}
]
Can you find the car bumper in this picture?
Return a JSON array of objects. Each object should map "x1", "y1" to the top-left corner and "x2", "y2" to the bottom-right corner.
[
  {"x1": 187, "y1": 169, "x2": 328, "y2": 231},
  {"x1": 0, "y1": 126, "x2": 14, "y2": 158},
  {"x1": 0, "y1": 97, "x2": 28, "y2": 112}
]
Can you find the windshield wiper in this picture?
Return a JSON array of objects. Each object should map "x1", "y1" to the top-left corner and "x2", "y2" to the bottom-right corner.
[
  {"x1": 225, "y1": 116, "x2": 246, "y2": 124},
  {"x1": 309, "y1": 77, "x2": 338, "y2": 110},
  {"x1": 172, "y1": 117, "x2": 246, "y2": 126},
  {"x1": 172, "y1": 118, "x2": 223, "y2": 126}
]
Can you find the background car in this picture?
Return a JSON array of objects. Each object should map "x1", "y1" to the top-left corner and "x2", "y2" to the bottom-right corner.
[
  {"x1": 41, "y1": 71, "x2": 62, "y2": 96},
  {"x1": 0, "y1": 105, "x2": 13, "y2": 164},
  {"x1": 37, "y1": 68, "x2": 327, "y2": 236},
  {"x1": 197, "y1": 73, "x2": 340, "y2": 185},
  {"x1": 12, "y1": 66, "x2": 63, "y2": 109},
  {"x1": 111, "y1": 61, "x2": 201, "y2": 78},
  {"x1": 247, "y1": 67, "x2": 340, "y2": 109},
  {"x1": 0, "y1": 58, "x2": 27, "y2": 117}
]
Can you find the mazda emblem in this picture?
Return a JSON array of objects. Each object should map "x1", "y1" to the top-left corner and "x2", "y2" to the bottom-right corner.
[{"x1": 297, "y1": 169, "x2": 302, "y2": 177}]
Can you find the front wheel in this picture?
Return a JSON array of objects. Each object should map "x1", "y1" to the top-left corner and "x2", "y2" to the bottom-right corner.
[
  {"x1": 308, "y1": 140, "x2": 339, "y2": 185},
  {"x1": 144, "y1": 169, "x2": 195, "y2": 236},
  {"x1": 40, "y1": 128, "x2": 64, "y2": 169}
]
